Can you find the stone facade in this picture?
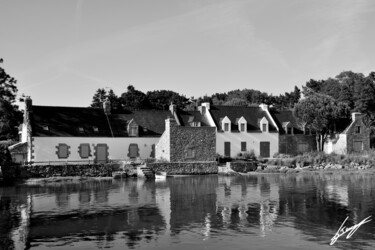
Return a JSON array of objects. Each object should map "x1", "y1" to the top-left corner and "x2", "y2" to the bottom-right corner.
[
  {"x1": 147, "y1": 161, "x2": 217, "y2": 175},
  {"x1": 156, "y1": 118, "x2": 216, "y2": 162},
  {"x1": 343, "y1": 114, "x2": 370, "y2": 153},
  {"x1": 279, "y1": 134, "x2": 316, "y2": 155},
  {"x1": 2, "y1": 163, "x2": 121, "y2": 179}
]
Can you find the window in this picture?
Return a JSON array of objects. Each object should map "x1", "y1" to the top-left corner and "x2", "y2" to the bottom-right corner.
[
  {"x1": 224, "y1": 123, "x2": 229, "y2": 131},
  {"x1": 240, "y1": 123, "x2": 245, "y2": 132},
  {"x1": 185, "y1": 148, "x2": 195, "y2": 159},
  {"x1": 42, "y1": 125, "x2": 49, "y2": 131},
  {"x1": 262, "y1": 123, "x2": 268, "y2": 132},
  {"x1": 355, "y1": 126, "x2": 361, "y2": 134},
  {"x1": 93, "y1": 126, "x2": 99, "y2": 133},
  {"x1": 56, "y1": 143, "x2": 70, "y2": 159},
  {"x1": 129, "y1": 126, "x2": 138, "y2": 136},
  {"x1": 287, "y1": 127, "x2": 292, "y2": 134},
  {"x1": 241, "y1": 141, "x2": 247, "y2": 151},
  {"x1": 79, "y1": 144, "x2": 91, "y2": 158}
]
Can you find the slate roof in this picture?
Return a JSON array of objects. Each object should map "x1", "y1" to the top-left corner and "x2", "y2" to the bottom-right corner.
[
  {"x1": 208, "y1": 105, "x2": 278, "y2": 132},
  {"x1": 30, "y1": 106, "x2": 172, "y2": 137},
  {"x1": 272, "y1": 110, "x2": 352, "y2": 134},
  {"x1": 176, "y1": 110, "x2": 209, "y2": 127},
  {"x1": 271, "y1": 110, "x2": 303, "y2": 134}
]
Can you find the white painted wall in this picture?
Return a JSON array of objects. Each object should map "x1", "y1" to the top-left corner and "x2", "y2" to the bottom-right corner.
[
  {"x1": 216, "y1": 132, "x2": 279, "y2": 158},
  {"x1": 32, "y1": 137, "x2": 160, "y2": 163},
  {"x1": 324, "y1": 134, "x2": 347, "y2": 154}
]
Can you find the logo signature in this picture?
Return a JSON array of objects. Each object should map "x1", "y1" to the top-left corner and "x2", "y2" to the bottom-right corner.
[{"x1": 330, "y1": 216, "x2": 372, "y2": 245}]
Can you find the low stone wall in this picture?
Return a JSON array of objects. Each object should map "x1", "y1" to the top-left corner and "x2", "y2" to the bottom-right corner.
[
  {"x1": 147, "y1": 161, "x2": 217, "y2": 175},
  {"x1": 227, "y1": 161, "x2": 258, "y2": 173},
  {"x1": 1, "y1": 163, "x2": 121, "y2": 179}
]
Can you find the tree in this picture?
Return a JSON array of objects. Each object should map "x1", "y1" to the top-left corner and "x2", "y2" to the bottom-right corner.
[
  {"x1": 120, "y1": 85, "x2": 149, "y2": 110},
  {"x1": 90, "y1": 88, "x2": 107, "y2": 108},
  {"x1": 0, "y1": 59, "x2": 22, "y2": 140},
  {"x1": 146, "y1": 90, "x2": 188, "y2": 110},
  {"x1": 294, "y1": 94, "x2": 349, "y2": 151}
]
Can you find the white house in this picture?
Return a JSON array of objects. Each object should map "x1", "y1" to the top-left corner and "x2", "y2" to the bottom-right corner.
[
  {"x1": 18, "y1": 97, "x2": 173, "y2": 164},
  {"x1": 198, "y1": 103, "x2": 279, "y2": 158}
]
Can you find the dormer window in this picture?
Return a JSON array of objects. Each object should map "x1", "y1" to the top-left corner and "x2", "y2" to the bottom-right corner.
[
  {"x1": 128, "y1": 119, "x2": 139, "y2": 137},
  {"x1": 240, "y1": 123, "x2": 245, "y2": 131},
  {"x1": 42, "y1": 125, "x2": 49, "y2": 131},
  {"x1": 221, "y1": 116, "x2": 231, "y2": 132},
  {"x1": 237, "y1": 116, "x2": 247, "y2": 132},
  {"x1": 78, "y1": 127, "x2": 84, "y2": 133},
  {"x1": 259, "y1": 117, "x2": 269, "y2": 133},
  {"x1": 224, "y1": 123, "x2": 229, "y2": 131},
  {"x1": 93, "y1": 126, "x2": 99, "y2": 133}
]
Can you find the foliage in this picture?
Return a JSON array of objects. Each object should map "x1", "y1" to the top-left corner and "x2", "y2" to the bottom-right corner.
[
  {"x1": 120, "y1": 85, "x2": 149, "y2": 110},
  {"x1": 0, "y1": 59, "x2": 22, "y2": 140},
  {"x1": 146, "y1": 90, "x2": 188, "y2": 110},
  {"x1": 294, "y1": 93, "x2": 349, "y2": 151},
  {"x1": 0, "y1": 141, "x2": 12, "y2": 166},
  {"x1": 91, "y1": 88, "x2": 121, "y2": 110}
]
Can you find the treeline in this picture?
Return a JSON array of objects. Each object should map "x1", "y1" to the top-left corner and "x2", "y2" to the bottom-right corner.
[
  {"x1": 302, "y1": 71, "x2": 375, "y2": 115},
  {"x1": 91, "y1": 70, "x2": 375, "y2": 115},
  {"x1": 90, "y1": 85, "x2": 302, "y2": 111}
]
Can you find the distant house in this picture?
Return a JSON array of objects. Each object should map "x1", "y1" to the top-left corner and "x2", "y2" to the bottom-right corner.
[
  {"x1": 198, "y1": 103, "x2": 279, "y2": 158},
  {"x1": 19, "y1": 97, "x2": 172, "y2": 164},
  {"x1": 271, "y1": 110, "x2": 316, "y2": 155},
  {"x1": 324, "y1": 112, "x2": 370, "y2": 154}
]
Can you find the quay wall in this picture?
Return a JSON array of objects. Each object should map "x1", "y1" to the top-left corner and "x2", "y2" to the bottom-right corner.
[{"x1": 147, "y1": 161, "x2": 217, "y2": 175}]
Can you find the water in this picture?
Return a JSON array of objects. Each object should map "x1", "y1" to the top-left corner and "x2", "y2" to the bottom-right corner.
[{"x1": 1, "y1": 172, "x2": 375, "y2": 250}]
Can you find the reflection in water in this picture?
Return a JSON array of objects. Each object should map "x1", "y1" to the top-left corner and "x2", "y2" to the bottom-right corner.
[{"x1": 1, "y1": 173, "x2": 375, "y2": 249}]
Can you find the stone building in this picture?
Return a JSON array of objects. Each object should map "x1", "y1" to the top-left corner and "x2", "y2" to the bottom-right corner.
[
  {"x1": 155, "y1": 116, "x2": 216, "y2": 162},
  {"x1": 324, "y1": 112, "x2": 370, "y2": 154}
]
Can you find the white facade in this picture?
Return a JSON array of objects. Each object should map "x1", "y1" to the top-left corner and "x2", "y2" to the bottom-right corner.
[
  {"x1": 31, "y1": 136, "x2": 159, "y2": 163},
  {"x1": 216, "y1": 132, "x2": 279, "y2": 158},
  {"x1": 324, "y1": 134, "x2": 347, "y2": 154}
]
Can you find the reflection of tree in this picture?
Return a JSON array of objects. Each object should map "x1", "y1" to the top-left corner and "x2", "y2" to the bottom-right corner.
[
  {"x1": 277, "y1": 173, "x2": 375, "y2": 248},
  {"x1": 0, "y1": 196, "x2": 18, "y2": 250}
]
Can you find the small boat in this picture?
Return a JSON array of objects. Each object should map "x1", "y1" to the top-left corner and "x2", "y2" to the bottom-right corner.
[{"x1": 155, "y1": 171, "x2": 167, "y2": 180}]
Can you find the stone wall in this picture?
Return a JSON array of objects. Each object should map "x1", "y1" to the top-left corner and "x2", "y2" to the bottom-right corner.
[
  {"x1": 227, "y1": 161, "x2": 257, "y2": 173},
  {"x1": 346, "y1": 117, "x2": 370, "y2": 153},
  {"x1": 147, "y1": 161, "x2": 217, "y2": 175},
  {"x1": 156, "y1": 118, "x2": 216, "y2": 162},
  {"x1": 1, "y1": 163, "x2": 121, "y2": 179},
  {"x1": 279, "y1": 134, "x2": 316, "y2": 155}
]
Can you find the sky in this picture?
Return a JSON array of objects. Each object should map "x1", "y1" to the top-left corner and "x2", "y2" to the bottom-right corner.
[{"x1": 1, "y1": 0, "x2": 375, "y2": 107}]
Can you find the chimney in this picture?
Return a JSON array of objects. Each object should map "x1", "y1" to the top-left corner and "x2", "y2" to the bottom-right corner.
[
  {"x1": 23, "y1": 96, "x2": 32, "y2": 123},
  {"x1": 25, "y1": 96, "x2": 32, "y2": 112},
  {"x1": 259, "y1": 104, "x2": 268, "y2": 111},
  {"x1": 169, "y1": 102, "x2": 177, "y2": 115},
  {"x1": 103, "y1": 98, "x2": 111, "y2": 115},
  {"x1": 351, "y1": 112, "x2": 362, "y2": 121},
  {"x1": 201, "y1": 102, "x2": 210, "y2": 110}
]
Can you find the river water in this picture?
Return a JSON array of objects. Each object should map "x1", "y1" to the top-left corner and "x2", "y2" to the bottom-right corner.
[{"x1": 1, "y1": 172, "x2": 375, "y2": 250}]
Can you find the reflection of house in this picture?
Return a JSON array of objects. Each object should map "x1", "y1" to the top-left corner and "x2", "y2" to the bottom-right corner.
[
  {"x1": 324, "y1": 113, "x2": 370, "y2": 154},
  {"x1": 199, "y1": 103, "x2": 279, "y2": 158},
  {"x1": 19, "y1": 97, "x2": 172, "y2": 164},
  {"x1": 272, "y1": 110, "x2": 316, "y2": 155}
]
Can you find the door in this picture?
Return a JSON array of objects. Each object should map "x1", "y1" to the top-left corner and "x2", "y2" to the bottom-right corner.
[
  {"x1": 260, "y1": 141, "x2": 270, "y2": 158},
  {"x1": 224, "y1": 142, "x2": 231, "y2": 157},
  {"x1": 96, "y1": 144, "x2": 108, "y2": 163}
]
